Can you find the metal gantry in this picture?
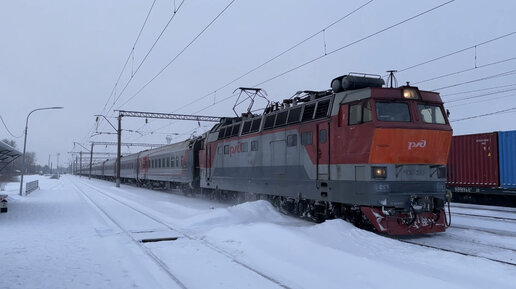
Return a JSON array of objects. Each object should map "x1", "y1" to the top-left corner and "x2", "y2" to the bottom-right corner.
[
  {"x1": 94, "y1": 110, "x2": 223, "y2": 187},
  {"x1": 91, "y1": 141, "x2": 166, "y2": 147},
  {"x1": 116, "y1": 110, "x2": 222, "y2": 122}
]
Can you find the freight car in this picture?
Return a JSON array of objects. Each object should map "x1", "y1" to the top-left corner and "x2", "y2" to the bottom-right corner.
[
  {"x1": 83, "y1": 73, "x2": 454, "y2": 235},
  {"x1": 447, "y1": 130, "x2": 516, "y2": 206}
]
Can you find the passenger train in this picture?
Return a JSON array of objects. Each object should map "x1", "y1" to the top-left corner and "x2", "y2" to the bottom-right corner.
[{"x1": 84, "y1": 73, "x2": 453, "y2": 235}]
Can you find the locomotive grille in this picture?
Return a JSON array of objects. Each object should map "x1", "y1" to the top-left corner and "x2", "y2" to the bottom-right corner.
[
  {"x1": 314, "y1": 99, "x2": 330, "y2": 119},
  {"x1": 302, "y1": 104, "x2": 315, "y2": 121}
]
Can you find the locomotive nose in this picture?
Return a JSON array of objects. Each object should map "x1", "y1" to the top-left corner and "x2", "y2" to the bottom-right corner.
[{"x1": 368, "y1": 128, "x2": 452, "y2": 164}]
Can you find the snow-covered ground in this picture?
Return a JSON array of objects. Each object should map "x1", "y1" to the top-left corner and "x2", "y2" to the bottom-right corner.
[{"x1": 1, "y1": 175, "x2": 515, "y2": 289}]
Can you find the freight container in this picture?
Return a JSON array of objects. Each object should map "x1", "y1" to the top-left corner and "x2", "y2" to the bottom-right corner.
[
  {"x1": 446, "y1": 132, "x2": 499, "y2": 187},
  {"x1": 498, "y1": 130, "x2": 516, "y2": 189}
]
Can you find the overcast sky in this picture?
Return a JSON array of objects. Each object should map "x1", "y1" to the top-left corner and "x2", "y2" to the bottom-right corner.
[{"x1": 1, "y1": 0, "x2": 516, "y2": 166}]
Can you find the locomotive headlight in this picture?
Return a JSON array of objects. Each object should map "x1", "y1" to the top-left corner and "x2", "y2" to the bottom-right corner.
[
  {"x1": 402, "y1": 88, "x2": 419, "y2": 99},
  {"x1": 372, "y1": 166, "x2": 387, "y2": 179}
]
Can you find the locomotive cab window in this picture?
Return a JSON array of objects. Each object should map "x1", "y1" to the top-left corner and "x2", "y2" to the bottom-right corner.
[
  {"x1": 375, "y1": 102, "x2": 411, "y2": 122},
  {"x1": 418, "y1": 104, "x2": 446, "y2": 124},
  {"x1": 349, "y1": 101, "x2": 371, "y2": 125}
]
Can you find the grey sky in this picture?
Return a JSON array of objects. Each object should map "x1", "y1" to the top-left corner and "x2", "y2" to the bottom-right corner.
[{"x1": 1, "y1": 0, "x2": 515, "y2": 166}]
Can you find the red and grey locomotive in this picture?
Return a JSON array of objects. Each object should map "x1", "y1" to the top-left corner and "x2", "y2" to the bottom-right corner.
[{"x1": 88, "y1": 73, "x2": 453, "y2": 235}]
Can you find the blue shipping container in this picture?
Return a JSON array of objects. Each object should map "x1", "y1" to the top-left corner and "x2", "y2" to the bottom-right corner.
[{"x1": 498, "y1": 130, "x2": 516, "y2": 189}]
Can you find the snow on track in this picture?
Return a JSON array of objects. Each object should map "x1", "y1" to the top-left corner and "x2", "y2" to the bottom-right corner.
[
  {"x1": 2, "y1": 175, "x2": 516, "y2": 289},
  {"x1": 73, "y1": 179, "x2": 289, "y2": 289}
]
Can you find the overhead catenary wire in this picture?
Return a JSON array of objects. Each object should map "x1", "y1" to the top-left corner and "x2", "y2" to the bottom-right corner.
[
  {"x1": 92, "y1": 0, "x2": 187, "y2": 141},
  {"x1": 395, "y1": 31, "x2": 516, "y2": 74},
  {"x1": 116, "y1": 0, "x2": 237, "y2": 111},
  {"x1": 252, "y1": 0, "x2": 457, "y2": 91},
  {"x1": 167, "y1": 0, "x2": 375, "y2": 114},
  {"x1": 100, "y1": 0, "x2": 159, "y2": 117},
  {"x1": 0, "y1": 115, "x2": 22, "y2": 138},
  {"x1": 445, "y1": 87, "x2": 516, "y2": 103},
  {"x1": 450, "y1": 106, "x2": 516, "y2": 122},
  {"x1": 108, "y1": 0, "x2": 188, "y2": 111},
  {"x1": 124, "y1": 0, "x2": 375, "y2": 139},
  {"x1": 140, "y1": 0, "x2": 456, "y2": 137},
  {"x1": 86, "y1": 0, "x2": 161, "y2": 150},
  {"x1": 413, "y1": 56, "x2": 516, "y2": 85},
  {"x1": 447, "y1": 92, "x2": 516, "y2": 108},
  {"x1": 99, "y1": 1, "x2": 472, "y2": 147},
  {"x1": 432, "y1": 68, "x2": 516, "y2": 91},
  {"x1": 193, "y1": 0, "x2": 456, "y2": 114},
  {"x1": 440, "y1": 83, "x2": 516, "y2": 97}
]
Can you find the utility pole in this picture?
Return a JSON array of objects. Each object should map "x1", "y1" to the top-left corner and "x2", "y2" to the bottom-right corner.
[
  {"x1": 116, "y1": 115, "x2": 121, "y2": 187},
  {"x1": 19, "y1": 106, "x2": 64, "y2": 196},
  {"x1": 89, "y1": 143, "x2": 93, "y2": 179},
  {"x1": 79, "y1": 151, "x2": 82, "y2": 177},
  {"x1": 57, "y1": 153, "x2": 60, "y2": 176}
]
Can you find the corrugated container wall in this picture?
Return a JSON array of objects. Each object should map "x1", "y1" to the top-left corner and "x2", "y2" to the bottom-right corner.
[
  {"x1": 447, "y1": 132, "x2": 499, "y2": 187},
  {"x1": 498, "y1": 130, "x2": 516, "y2": 189}
]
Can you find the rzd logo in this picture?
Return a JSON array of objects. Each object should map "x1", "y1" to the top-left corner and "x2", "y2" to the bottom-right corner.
[{"x1": 408, "y1": 139, "x2": 426, "y2": 150}]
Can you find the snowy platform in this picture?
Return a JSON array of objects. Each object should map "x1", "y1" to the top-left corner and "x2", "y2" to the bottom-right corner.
[{"x1": 1, "y1": 175, "x2": 515, "y2": 289}]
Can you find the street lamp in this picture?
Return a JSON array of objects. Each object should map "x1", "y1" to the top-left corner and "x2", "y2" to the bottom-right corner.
[{"x1": 19, "y1": 106, "x2": 64, "y2": 196}]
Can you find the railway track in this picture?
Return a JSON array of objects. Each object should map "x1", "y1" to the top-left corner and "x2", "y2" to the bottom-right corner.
[
  {"x1": 452, "y1": 212, "x2": 516, "y2": 222},
  {"x1": 70, "y1": 181, "x2": 188, "y2": 289},
  {"x1": 393, "y1": 221, "x2": 516, "y2": 267},
  {"x1": 452, "y1": 224, "x2": 516, "y2": 238},
  {"x1": 397, "y1": 239, "x2": 516, "y2": 267},
  {"x1": 451, "y1": 203, "x2": 516, "y2": 215},
  {"x1": 73, "y1": 179, "x2": 292, "y2": 289}
]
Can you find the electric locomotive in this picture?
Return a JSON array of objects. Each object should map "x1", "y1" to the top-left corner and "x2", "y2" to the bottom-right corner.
[{"x1": 199, "y1": 73, "x2": 453, "y2": 235}]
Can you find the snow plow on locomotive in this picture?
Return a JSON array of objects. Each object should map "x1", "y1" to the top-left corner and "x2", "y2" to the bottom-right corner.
[{"x1": 83, "y1": 73, "x2": 453, "y2": 235}]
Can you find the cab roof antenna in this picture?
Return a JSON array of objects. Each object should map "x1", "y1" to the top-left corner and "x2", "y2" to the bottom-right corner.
[{"x1": 386, "y1": 70, "x2": 398, "y2": 88}]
